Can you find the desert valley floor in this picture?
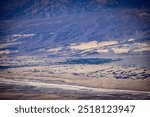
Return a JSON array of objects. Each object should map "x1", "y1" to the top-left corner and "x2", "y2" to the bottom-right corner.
[{"x1": 0, "y1": 55, "x2": 150, "y2": 99}]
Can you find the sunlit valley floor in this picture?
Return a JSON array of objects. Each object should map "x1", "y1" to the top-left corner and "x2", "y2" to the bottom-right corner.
[{"x1": 0, "y1": 40, "x2": 150, "y2": 99}]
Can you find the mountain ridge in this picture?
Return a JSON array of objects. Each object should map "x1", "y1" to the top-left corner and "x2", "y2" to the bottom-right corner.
[{"x1": 0, "y1": 0, "x2": 150, "y2": 20}]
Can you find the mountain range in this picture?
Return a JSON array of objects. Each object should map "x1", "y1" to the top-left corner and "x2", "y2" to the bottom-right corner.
[{"x1": 0, "y1": 0, "x2": 150, "y2": 56}]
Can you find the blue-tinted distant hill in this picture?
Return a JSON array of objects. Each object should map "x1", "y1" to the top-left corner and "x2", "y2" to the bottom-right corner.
[
  {"x1": 0, "y1": 0, "x2": 150, "y2": 55},
  {"x1": 0, "y1": 0, "x2": 150, "y2": 20}
]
